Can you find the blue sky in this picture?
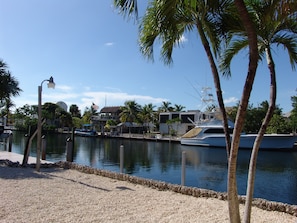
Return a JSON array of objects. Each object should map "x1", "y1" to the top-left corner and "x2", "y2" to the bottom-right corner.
[{"x1": 0, "y1": 0, "x2": 296, "y2": 114}]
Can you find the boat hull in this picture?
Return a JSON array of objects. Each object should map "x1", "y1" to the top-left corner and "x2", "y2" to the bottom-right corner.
[
  {"x1": 181, "y1": 134, "x2": 297, "y2": 150},
  {"x1": 74, "y1": 130, "x2": 97, "y2": 137}
]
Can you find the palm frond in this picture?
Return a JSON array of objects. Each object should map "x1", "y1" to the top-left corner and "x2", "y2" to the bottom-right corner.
[
  {"x1": 113, "y1": 0, "x2": 138, "y2": 20},
  {"x1": 219, "y1": 38, "x2": 249, "y2": 77},
  {"x1": 273, "y1": 33, "x2": 297, "y2": 70}
]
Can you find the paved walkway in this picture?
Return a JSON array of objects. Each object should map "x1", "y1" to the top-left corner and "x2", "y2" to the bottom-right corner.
[{"x1": 0, "y1": 151, "x2": 52, "y2": 164}]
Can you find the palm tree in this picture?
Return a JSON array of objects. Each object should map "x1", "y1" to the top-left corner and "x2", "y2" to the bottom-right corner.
[
  {"x1": 138, "y1": 0, "x2": 232, "y2": 156},
  {"x1": 0, "y1": 60, "x2": 22, "y2": 119},
  {"x1": 0, "y1": 98, "x2": 15, "y2": 125},
  {"x1": 120, "y1": 100, "x2": 141, "y2": 123},
  {"x1": 138, "y1": 103, "x2": 156, "y2": 132},
  {"x1": 173, "y1": 104, "x2": 185, "y2": 112},
  {"x1": 221, "y1": 1, "x2": 297, "y2": 221},
  {"x1": 158, "y1": 101, "x2": 173, "y2": 112},
  {"x1": 113, "y1": 0, "x2": 232, "y2": 151},
  {"x1": 113, "y1": 1, "x2": 259, "y2": 222},
  {"x1": 82, "y1": 104, "x2": 99, "y2": 124},
  {"x1": 113, "y1": 0, "x2": 138, "y2": 18},
  {"x1": 69, "y1": 104, "x2": 81, "y2": 118},
  {"x1": 223, "y1": 1, "x2": 260, "y2": 221}
]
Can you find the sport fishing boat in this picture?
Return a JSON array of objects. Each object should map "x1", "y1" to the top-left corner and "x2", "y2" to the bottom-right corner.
[{"x1": 180, "y1": 115, "x2": 297, "y2": 150}]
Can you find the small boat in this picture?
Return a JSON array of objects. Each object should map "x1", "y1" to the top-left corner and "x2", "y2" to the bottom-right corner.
[
  {"x1": 74, "y1": 124, "x2": 97, "y2": 137},
  {"x1": 180, "y1": 116, "x2": 297, "y2": 150}
]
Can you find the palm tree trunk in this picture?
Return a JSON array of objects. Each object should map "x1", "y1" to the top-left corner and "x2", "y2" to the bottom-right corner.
[
  {"x1": 195, "y1": 20, "x2": 231, "y2": 158},
  {"x1": 243, "y1": 47, "x2": 276, "y2": 223},
  {"x1": 228, "y1": 1, "x2": 259, "y2": 222}
]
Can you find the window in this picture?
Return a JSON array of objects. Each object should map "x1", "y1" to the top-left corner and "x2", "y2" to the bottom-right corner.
[
  {"x1": 181, "y1": 114, "x2": 195, "y2": 123},
  {"x1": 160, "y1": 115, "x2": 169, "y2": 123},
  {"x1": 172, "y1": 113, "x2": 179, "y2": 119}
]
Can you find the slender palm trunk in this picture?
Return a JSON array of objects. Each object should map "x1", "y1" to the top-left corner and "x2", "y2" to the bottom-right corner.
[
  {"x1": 196, "y1": 21, "x2": 231, "y2": 158},
  {"x1": 229, "y1": 1, "x2": 259, "y2": 222},
  {"x1": 243, "y1": 47, "x2": 276, "y2": 223}
]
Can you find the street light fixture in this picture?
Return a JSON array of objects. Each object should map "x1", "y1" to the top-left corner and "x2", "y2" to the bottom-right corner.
[{"x1": 36, "y1": 76, "x2": 55, "y2": 171}]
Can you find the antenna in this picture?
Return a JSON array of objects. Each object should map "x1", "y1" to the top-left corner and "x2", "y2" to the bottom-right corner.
[{"x1": 201, "y1": 87, "x2": 215, "y2": 110}]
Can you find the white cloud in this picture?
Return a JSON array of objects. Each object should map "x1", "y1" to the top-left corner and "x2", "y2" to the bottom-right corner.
[
  {"x1": 55, "y1": 85, "x2": 73, "y2": 91},
  {"x1": 12, "y1": 84, "x2": 168, "y2": 113},
  {"x1": 104, "y1": 42, "x2": 115, "y2": 46},
  {"x1": 81, "y1": 91, "x2": 167, "y2": 111},
  {"x1": 224, "y1": 97, "x2": 239, "y2": 104}
]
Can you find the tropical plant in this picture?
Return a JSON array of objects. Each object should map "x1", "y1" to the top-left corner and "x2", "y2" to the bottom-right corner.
[
  {"x1": 158, "y1": 101, "x2": 173, "y2": 112},
  {"x1": 289, "y1": 95, "x2": 297, "y2": 132},
  {"x1": 214, "y1": 0, "x2": 260, "y2": 221},
  {"x1": 55, "y1": 106, "x2": 72, "y2": 128},
  {"x1": 69, "y1": 104, "x2": 81, "y2": 118},
  {"x1": 105, "y1": 119, "x2": 118, "y2": 131},
  {"x1": 42, "y1": 103, "x2": 59, "y2": 130},
  {"x1": 139, "y1": 0, "x2": 233, "y2": 155},
  {"x1": 113, "y1": 0, "x2": 255, "y2": 221},
  {"x1": 114, "y1": 1, "x2": 274, "y2": 222},
  {"x1": 166, "y1": 117, "x2": 181, "y2": 136},
  {"x1": 72, "y1": 116, "x2": 83, "y2": 129},
  {"x1": 138, "y1": 103, "x2": 156, "y2": 132},
  {"x1": 120, "y1": 100, "x2": 141, "y2": 123},
  {"x1": 0, "y1": 98, "x2": 15, "y2": 125},
  {"x1": 173, "y1": 104, "x2": 185, "y2": 112},
  {"x1": 221, "y1": 0, "x2": 297, "y2": 221},
  {"x1": 12, "y1": 104, "x2": 36, "y2": 130},
  {"x1": 120, "y1": 100, "x2": 142, "y2": 134},
  {"x1": 266, "y1": 113, "x2": 291, "y2": 133},
  {"x1": 0, "y1": 60, "x2": 22, "y2": 122},
  {"x1": 228, "y1": 101, "x2": 286, "y2": 133},
  {"x1": 82, "y1": 104, "x2": 99, "y2": 124}
]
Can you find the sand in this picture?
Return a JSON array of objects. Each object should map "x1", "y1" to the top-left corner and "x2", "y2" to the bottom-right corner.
[{"x1": 0, "y1": 164, "x2": 296, "y2": 223}]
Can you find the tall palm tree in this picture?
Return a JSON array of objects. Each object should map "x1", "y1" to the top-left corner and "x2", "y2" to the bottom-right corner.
[
  {"x1": 173, "y1": 104, "x2": 185, "y2": 112},
  {"x1": 113, "y1": 0, "x2": 138, "y2": 18},
  {"x1": 158, "y1": 101, "x2": 173, "y2": 112},
  {"x1": 0, "y1": 60, "x2": 22, "y2": 107},
  {"x1": 113, "y1": 1, "x2": 259, "y2": 222},
  {"x1": 216, "y1": 0, "x2": 260, "y2": 221},
  {"x1": 120, "y1": 100, "x2": 141, "y2": 123},
  {"x1": 138, "y1": 103, "x2": 156, "y2": 132},
  {"x1": 1, "y1": 98, "x2": 15, "y2": 125},
  {"x1": 113, "y1": 0, "x2": 232, "y2": 143},
  {"x1": 221, "y1": 0, "x2": 297, "y2": 221},
  {"x1": 138, "y1": 0, "x2": 232, "y2": 156}
]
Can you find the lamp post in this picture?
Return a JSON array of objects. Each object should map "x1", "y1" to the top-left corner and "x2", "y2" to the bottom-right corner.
[{"x1": 36, "y1": 76, "x2": 55, "y2": 171}]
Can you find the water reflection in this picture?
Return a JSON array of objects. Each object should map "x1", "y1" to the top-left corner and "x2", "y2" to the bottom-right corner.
[{"x1": 6, "y1": 131, "x2": 297, "y2": 205}]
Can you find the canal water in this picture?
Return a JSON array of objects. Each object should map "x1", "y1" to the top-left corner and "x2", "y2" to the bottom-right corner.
[{"x1": 3, "y1": 131, "x2": 297, "y2": 205}]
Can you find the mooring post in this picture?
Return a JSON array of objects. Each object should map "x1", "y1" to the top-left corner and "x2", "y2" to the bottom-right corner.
[
  {"x1": 8, "y1": 133, "x2": 13, "y2": 152},
  {"x1": 181, "y1": 151, "x2": 186, "y2": 186},
  {"x1": 66, "y1": 137, "x2": 73, "y2": 162},
  {"x1": 120, "y1": 144, "x2": 124, "y2": 173},
  {"x1": 71, "y1": 127, "x2": 75, "y2": 155},
  {"x1": 41, "y1": 135, "x2": 46, "y2": 160}
]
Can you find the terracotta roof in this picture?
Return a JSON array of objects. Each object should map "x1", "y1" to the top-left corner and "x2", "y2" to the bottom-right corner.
[{"x1": 100, "y1": 106, "x2": 122, "y2": 113}]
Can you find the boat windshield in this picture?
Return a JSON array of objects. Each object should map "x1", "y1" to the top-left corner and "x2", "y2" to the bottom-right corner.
[{"x1": 182, "y1": 127, "x2": 202, "y2": 138}]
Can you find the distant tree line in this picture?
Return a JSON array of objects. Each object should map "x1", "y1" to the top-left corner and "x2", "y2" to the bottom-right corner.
[
  {"x1": 11, "y1": 100, "x2": 186, "y2": 132},
  {"x1": 9, "y1": 97, "x2": 297, "y2": 134}
]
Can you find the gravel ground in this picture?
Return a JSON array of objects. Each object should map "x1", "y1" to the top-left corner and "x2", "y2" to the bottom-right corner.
[{"x1": 0, "y1": 165, "x2": 296, "y2": 223}]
